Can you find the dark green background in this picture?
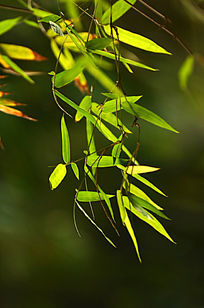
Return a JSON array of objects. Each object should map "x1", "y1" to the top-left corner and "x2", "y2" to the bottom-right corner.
[{"x1": 0, "y1": 1, "x2": 204, "y2": 307}]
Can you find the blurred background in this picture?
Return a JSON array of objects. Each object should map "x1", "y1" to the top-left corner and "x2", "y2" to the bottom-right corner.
[{"x1": 0, "y1": 0, "x2": 204, "y2": 307}]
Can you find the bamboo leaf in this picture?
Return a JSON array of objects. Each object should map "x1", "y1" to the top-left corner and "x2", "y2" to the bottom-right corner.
[
  {"x1": 55, "y1": 58, "x2": 86, "y2": 88},
  {"x1": 101, "y1": 0, "x2": 136, "y2": 24},
  {"x1": 0, "y1": 44, "x2": 46, "y2": 61},
  {"x1": 91, "y1": 102, "x2": 132, "y2": 133},
  {"x1": 49, "y1": 163, "x2": 67, "y2": 190},
  {"x1": 0, "y1": 104, "x2": 36, "y2": 121},
  {"x1": 87, "y1": 155, "x2": 129, "y2": 168},
  {"x1": 61, "y1": 115, "x2": 70, "y2": 164},
  {"x1": 86, "y1": 118, "x2": 97, "y2": 175},
  {"x1": 126, "y1": 165, "x2": 160, "y2": 174},
  {"x1": 86, "y1": 38, "x2": 112, "y2": 50},
  {"x1": 118, "y1": 164, "x2": 166, "y2": 196},
  {"x1": 102, "y1": 96, "x2": 142, "y2": 113},
  {"x1": 123, "y1": 182, "x2": 163, "y2": 210},
  {"x1": 90, "y1": 49, "x2": 157, "y2": 71},
  {"x1": 39, "y1": 14, "x2": 61, "y2": 23},
  {"x1": 122, "y1": 100, "x2": 179, "y2": 133},
  {"x1": 123, "y1": 196, "x2": 174, "y2": 242},
  {"x1": 129, "y1": 194, "x2": 169, "y2": 220},
  {"x1": 0, "y1": 17, "x2": 21, "y2": 36},
  {"x1": 117, "y1": 190, "x2": 141, "y2": 261},
  {"x1": 77, "y1": 191, "x2": 114, "y2": 202},
  {"x1": 178, "y1": 55, "x2": 194, "y2": 90},
  {"x1": 103, "y1": 25, "x2": 171, "y2": 54},
  {"x1": 71, "y1": 162, "x2": 79, "y2": 180},
  {"x1": 75, "y1": 96, "x2": 92, "y2": 122},
  {"x1": 0, "y1": 55, "x2": 34, "y2": 84}
]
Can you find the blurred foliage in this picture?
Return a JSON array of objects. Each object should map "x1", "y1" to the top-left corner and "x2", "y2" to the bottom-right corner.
[{"x1": 0, "y1": 0, "x2": 204, "y2": 307}]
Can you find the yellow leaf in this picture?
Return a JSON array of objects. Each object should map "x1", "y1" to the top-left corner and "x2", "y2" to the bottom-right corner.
[
  {"x1": 126, "y1": 165, "x2": 160, "y2": 175},
  {"x1": 0, "y1": 44, "x2": 46, "y2": 61}
]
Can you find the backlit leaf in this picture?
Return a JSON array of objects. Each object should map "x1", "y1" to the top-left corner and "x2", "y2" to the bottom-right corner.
[
  {"x1": 178, "y1": 55, "x2": 194, "y2": 90},
  {"x1": 61, "y1": 115, "x2": 70, "y2": 164},
  {"x1": 103, "y1": 25, "x2": 171, "y2": 54},
  {"x1": 86, "y1": 38, "x2": 112, "y2": 50},
  {"x1": 71, "y1": 162, "x2": 79, "y2": 180},
  {"x1": 0, "y1": 104, "x2": 36, "y2": 121},
  {"x1": 126, "y1": 165, "x2": 160, "y2": 174},
  {"x1": 75, "y1": 96, "x2": 92, "y2": 122},
  {"x1": 117, "y1": 190, "x2": 141, "y2": 261},
  {"x1": 102, "y1": 96, "x2": 142, "y2": 113},
  {"x1": 0, "y1": 17, "x2": 21, "y2": 36},
  {"x1": 0, "y1": 44, "x2": 46, "y2": 61},
  {"x1": 123, "y1": 196, "x2": 174, "y2": 242},
  {"x1": 101, "y1": 0, "x2": 136, "y2": 24},
  {"x1": 49, "y1": 163, "x2": 67, "y2": 190},
  {"x1": 77, "y1": 191, "x2": 114, "y2": 202}
]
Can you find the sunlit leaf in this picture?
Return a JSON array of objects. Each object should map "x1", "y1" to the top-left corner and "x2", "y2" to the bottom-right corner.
[
  {"x1": 129, "y1": 193, "x2": 169, "y2": 220},
  {"x1": 75, "y1": 95, "x2": 92, "y2": 122},
  {"x1": 117, "y1": 190, "x2": 141, "y2": 261},
  {"x1": 102, "y1": 96, "x2": 142, "y2": 113},
  {"x1": 39, "y1": 14, "x2": 61, "y2": 23},
  {"x1": 0, "y1": 98, "x2": 24, "y2": 106},
  {"x1": 90, "y1": 49, "x2": 157, "y2": 71},
  {"x1": 0, "y1": 17, "x2": 21, "y2": 36},
  {"x1": 87, "y1": 155, "x2": 129, "y2": 168},
  {"x1": 61, "y1": 115, "x2": 70, "y2": 164},
  {"x1": 122, "y1": 99, "x2": 179, "y2": 133},
  {"x1": 77, "y1": 191, "x2": 114, "y2": 202},
  {"x1": 123, "y1": 181, "x2": 163, "y2": 210},
  {"x1": 123, "y1": 196, "x2": 174, "y2": 242},
  {"x1": 55, "y1": 58, "x2": 86, "y2": 88},
  {"x1": 101, "y1": 0, "x2": 136, "y2": 24},
  {"x1": 0, "y1": 43, "x2": 46, "y2": 61},
  {"x1": 103, "y1": 25, "x2": 171, "y2": 54},
  {"x1": 86, "y1": 118, "x2": 97, "y2": 175},
  {"x1": 126, "y1": 165, "x2": 160, "y2": 175},
  {"x1": 178, "y1": 55, "x2": 194, "y2": 90},
  {"x1": 91, "y1": 102, "x2": 132, "y2": 133},
  {"x1": 118, "y1": 164, "x2": 166, "y2": 196},
  {"x1": 0, "y1": 104, "x2": 36, "y2": 121},
  {"x1": 86, "y1": 38, "x2": 112, "y2": 50},
  {"x1": 71, "y1": 162, "x2": 79, "y2": 180},
  {"x1": 49, "y1": 163, "x2": 67, "y2": 190},
  {"x1": 0, "y1": 55, "x2": 34, "y2": 84}
]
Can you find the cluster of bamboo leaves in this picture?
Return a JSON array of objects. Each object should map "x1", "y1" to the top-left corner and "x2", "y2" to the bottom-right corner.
[{"x1": 0, "y1": 0, "x2": 194, "y2": 260}]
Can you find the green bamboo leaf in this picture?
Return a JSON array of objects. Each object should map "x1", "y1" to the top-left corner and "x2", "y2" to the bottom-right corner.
[
  {"x1": 55, "y1": 58, "x2": 86, "y2": 88},
  {"x1": 39, "y1": 14, "x2": 60, "y2": 23},
  {"x1": 75, "y1": 200, "x2": 116, "y2": 248},
  {"x1": 55, "y1": 90, "x2": 97, "y2": 125},
  {"x1": 102, "y1": 96, "x2": 142, "y2": 113},
  {"x1": 77, "y1": 191, "x2": 114, "y2": 202},
  {"x1": 1, "y1": 55, "x2": 34, "y2": 84},
  {"x1": 128, "y1": 194, "x2": 169, "y2": 220},
  {"x1": 118, "y1": 164, "x2": 166, "y2": 196},
  {"x1": 178, "y1": 55, "x2": 194, "y2": 90},
  {"x1": 61, "y1": 115, "x2": 70, "y2": 164},
  {"x1": 112, "y1": 136, "x2": 122, "y2": 159},
  {"x1": 90, "y1": 49, "x2": 158, "y2": 71},
  {"x1": 87, "y1": 155, "x2": 129, "y2": 167},
  {"x1": 122, "y1": 100, "x2": 179, "y2": 133},
  {"x1": 49, "y1": 163, "x2": 67, "y2": 190},
  {"x1": 86, "y1": 38, "x2": 112, "y2": 50},
  {"x1": 103, "y1": 25, "x2": 171, "y2": 54},
  {"x1": 0, "y1": 17, "x2": 21, "y2": 36},
  {"x1": 71, "y1": 162, "x2": 79, "y2": 180},
  {"x1": 123, "y1": 196, "x2": 174, "y2": 242},
  {"x1": 126, "y1": 165, "x2": 160, "y2": 174},
  {"x1": 101, "y1": 0, "x2": 136, "y2": 24},
  {"x1": 117, "y1": 190, "x2": 141, "y2": 261},
  {"x1": 75, "y1": 96, "x2": 92, "y2": 122},
  {"x1": 91, "y1": 102, "x2": 132, "y2": 133},
  {"x1": 123, "y1": 182, "x2": 163, "y2": 210}
]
